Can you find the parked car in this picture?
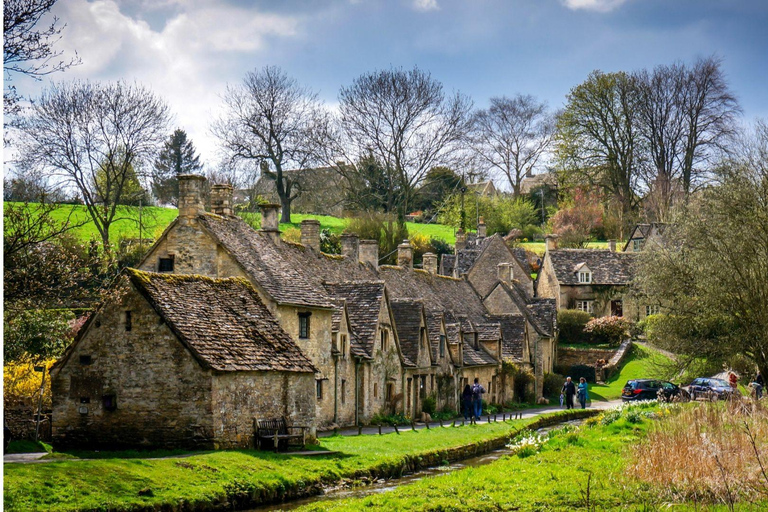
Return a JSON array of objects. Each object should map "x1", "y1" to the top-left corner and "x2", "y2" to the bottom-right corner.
[
  {"x1": 687, "y1": 377, "x2": 735, "y2": 400},
  {"x1": 622, "y1": 379, "x2": 686, "y2": 402}
]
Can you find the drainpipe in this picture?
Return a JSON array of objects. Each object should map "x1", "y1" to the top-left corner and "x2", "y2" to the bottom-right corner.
[
  {"x1": 354, "y1": 359, "x2": 361, "y2": 426},
  {"x1": 333, "y1": 354, "x2": 339, "y2": 425}
]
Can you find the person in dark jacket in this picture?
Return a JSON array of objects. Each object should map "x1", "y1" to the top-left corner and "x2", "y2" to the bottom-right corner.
[
  {"x1": 471, "y1": 378, "x2": 486, "y2": 419},
  {"x1": 562, "y1": 377, "x2": 577, "y2": 409},
  {"x1": 753, "y1": 371, "x2": 764, "y2": 399},
  {"x1": 461, "y1": 384, "x2": 473, "y2": 420}
]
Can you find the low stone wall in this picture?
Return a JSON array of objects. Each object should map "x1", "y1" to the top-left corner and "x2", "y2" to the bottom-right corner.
[
  {"x1": 557, "y1": 347, "x2": 617, "y2": 369},
  {"x1": 4, "y1": 404, "x2": 52, "y2": 442},
  {"x1": 601, "y1": 340, "x2": 633, "y2": 381}
]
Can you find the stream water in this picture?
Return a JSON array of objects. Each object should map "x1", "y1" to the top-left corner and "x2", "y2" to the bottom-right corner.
[{"x1": 248, "y1": 419, "x2": 585, "y2": 511}]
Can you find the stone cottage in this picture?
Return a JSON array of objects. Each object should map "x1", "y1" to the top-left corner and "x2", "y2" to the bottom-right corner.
[
  {"x1": 50, "y1": 269, "x2": 316, "y2": 450},
  {"x1": 536, "y1": 235, "x2": 639, "y2": 319}
]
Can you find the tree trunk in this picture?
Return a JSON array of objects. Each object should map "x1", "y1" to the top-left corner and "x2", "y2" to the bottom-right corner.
[{"x1": 279, "y1": 196, "x2": 292, "y2": 224}]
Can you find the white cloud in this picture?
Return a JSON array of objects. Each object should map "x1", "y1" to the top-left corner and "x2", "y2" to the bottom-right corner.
[
  {"x1": 413, "y1": 0, "x2": 439, "y2": 12},
  {"x1": 43, "y1": 0, "x2": 301, "y2": 163},
  {"x1": 561, "y1": 0, "x2": 628, "y2": 13}
]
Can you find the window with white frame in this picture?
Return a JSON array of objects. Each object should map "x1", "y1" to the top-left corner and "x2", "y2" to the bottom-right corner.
[
  {"x1": 576, "y1": 300, "x2": 594, "y2": 314},
  {"x1": 633, "y1": 239, "x2": 642, "y2": 252},
  {"x1": 578, "y1": 271, "x2": 592, "y2": 283},
  {"x1": 645, "y1": 305, "x2": 660, "y2": 316}
]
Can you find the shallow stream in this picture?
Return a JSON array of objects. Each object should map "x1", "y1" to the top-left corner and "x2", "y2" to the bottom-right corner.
[{"x1": 248, "y1": 419, "x2": 585, "y2": 511}]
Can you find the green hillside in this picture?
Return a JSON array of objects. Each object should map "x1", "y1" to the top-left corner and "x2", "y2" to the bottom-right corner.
[{"x1": 4, "y1": 202, "x2": 610, "y2": 254}]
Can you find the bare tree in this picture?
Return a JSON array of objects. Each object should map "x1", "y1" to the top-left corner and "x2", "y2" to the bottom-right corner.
[
  {"x1": 3, "y1": 0, "x2": 80, "y2": 119},
  {"x1": 471, "y1": 95, "x2": 554, "y2": 197},
  {"x1": 635, "y1": 57, "x2": 740, "y2": 221},
  {"x1": 18, "y1": 80, "x2": 170, "y2": 252},
  {"x1": 335, "y1": 66, "x2": 473, "y2": 225},
  {"x1": 556, "y1": 70, "x2": 643, "y2": 237},
  {"x1": 212, "y1": 66, "x2": 327, "y2": 223}
]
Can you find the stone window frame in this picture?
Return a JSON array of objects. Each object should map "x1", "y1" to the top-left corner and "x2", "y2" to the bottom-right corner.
[
  {"x1": 633, "y1": 239, "x2": 643, "y2": 252},
  {"x1": 79, "y1": 355, "x2": 92, "y2": 365},
  {"x1": 578, "y1": 270, "x2": 592, "y2": 283},
  {"x1": 380, "y1": 328, "x2": 389, "y2": 352},
  {"x1": 576, "y1": 300, "x2": 594, "y2": 314},
  {"x1": 341, "y1": 379, "x2": 346, "y2": 405},
  {"x1": 316, "y1": 379, "x2": 323, "y2": 400},
  {"x1": 373, "y1": 382, "x2": 378, "y2": 399},
  {"x1": 340, "y1": 334, "x2": 348, "y2": 358},
  {"x1": 645, "y1": 304, "x2": 660, "y2": 317},
  {"x1": 158, "y1": 255, "x2": 175, "y2": 272},
  {"x1": 298, "y1": 312, "x2": 311, "y2": 339},
  {"x1": 102, "y1": 394, "x2": 117, "y2": 412},
  {"x1": 124, "y1": 311, "x2": 132, "y2": 332},
  {"x1": 439, "y1": 335, "x2": 446, "y2": 358}
]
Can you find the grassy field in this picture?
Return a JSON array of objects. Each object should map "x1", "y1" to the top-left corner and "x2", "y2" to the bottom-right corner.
[
  {"x1": 588, "y1": 343, "x2": 675, "y2": 401},
  {"x1": 3, "y1": 410, "x2": 591, "y2": 512},
  {"x1": 293, "y1": 402, "x2": 717, "y2": 511},
  {"x1": 4, "y1": 202, "x2": 612, "y2": 252}
]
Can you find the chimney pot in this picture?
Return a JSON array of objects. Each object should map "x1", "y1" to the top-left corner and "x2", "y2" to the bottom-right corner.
[
  {"x1": 545, "y1": 234, "x2": 559, "y2": 252},
  {"x1": 359, "y1": 240, "x2": 379, "y2": 270},
  {"x1": 301, "y1": 219, "x2": 321, "y2": 252},
  {"x1": 608, "y1": 239, "x2": 617, "y2": 252},
  {"x1": 497, "y1": 262, "x2": 514, "y2": 282},
  {"x1": 397, "y1": 239, "x2": 413, "y2": 270},
  {"x1": 341, "y1": 233, "x2": 360, "y2": 261},
  {"x1": 477, "y1": 217, "x2": 487, "y2": 238},
  {"x1": 259, "y1": 204, "x2": 281, "y2": 240},
  {"x1": 455, "y1": 228, "x2": 467, "y2": 253},
  {"x1": 210, "y1": 184, "x2": 234, "y2": 216},
  {"x1": 178, "y1": 175, "x2": 207, "y2": 220},
  {"x1": 422, "y1": 252, "x2": 438, "y2": 274}
]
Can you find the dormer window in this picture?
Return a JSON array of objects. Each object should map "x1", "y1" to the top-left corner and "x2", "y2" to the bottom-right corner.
[
  {"x1": 632, "y1": 239, "x2": 642, "y2": 252},
  {"x1": 578, "y1": 271, "x2": 592, "y2": 283}
]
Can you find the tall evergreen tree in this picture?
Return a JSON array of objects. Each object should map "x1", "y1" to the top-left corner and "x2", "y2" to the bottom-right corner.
[{"x1": 152, "y1": 129, "x2": 203, "y2": 206}]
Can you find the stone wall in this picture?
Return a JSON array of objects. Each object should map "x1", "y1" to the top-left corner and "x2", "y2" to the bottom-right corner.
[
  {"x1": 211, "y1": 370, "x2": 315, "y2": 448},
  {"x1": 535, "y1": 254, "x2": 560, "y2": 307},
  {"x1": 4, "y1": 404, "x2": 51, "y2": 442},
  {"x1": 556, "y1": 346, "x2": 617, "y2": 369},
  {"x1": 51, "y1": 283, "x2": 215, "y2": 449}
]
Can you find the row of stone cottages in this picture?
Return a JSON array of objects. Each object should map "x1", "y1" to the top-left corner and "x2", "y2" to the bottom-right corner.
[{"x1": 50, "y1": 175, "x2": 558, "y2": 449}]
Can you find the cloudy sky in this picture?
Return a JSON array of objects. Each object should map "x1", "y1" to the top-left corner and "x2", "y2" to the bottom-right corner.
[{"x1": 13, "y1": 0, "x2": 768, "y2": 165}]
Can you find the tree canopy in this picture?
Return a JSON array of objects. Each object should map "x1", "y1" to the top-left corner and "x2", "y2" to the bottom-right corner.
[{"x1": 151, "y1": 129, "x2": 203, "y2": 206}]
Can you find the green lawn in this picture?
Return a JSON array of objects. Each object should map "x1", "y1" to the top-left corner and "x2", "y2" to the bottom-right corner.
[
  {"x1": 3, "y1": 410, "x2": 590, "y2": 512},
  {"x1": 588, "y1": 344, "x2": 675, "y2": 401},
  {"x1": 294, "y1": 403, "x2": 705, "y2": 511}
]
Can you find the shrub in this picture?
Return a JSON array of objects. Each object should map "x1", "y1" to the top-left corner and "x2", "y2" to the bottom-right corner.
[
  {"x1": 565, "y1": 364, "x2": 596, "y2": 383},
  {"x1": 637, "y1": 314, "x2": 663, "y2": 342},
  {"x1": 557, "y1": 309, "x2": 592, "y2": 344},
  {"x1": 543, "y1": 372, "x2": 566, "y2": 398},
  {"x1": 584, "y1": 316, "x2": 632, "y2": 347},
  {"x1": 370, "y1": 412, "x2": 409, "y2": 426},
  {"x1": 503, "y1": 361, "x2": 535, "y2": 403},
  {"x1": 422, "y1": 394, "x2": 437, "y2": 415},
  {"x1": 346, "y1": 212, "x2": 407, "y2": 265},
  {"x1": 320, "y1": 229, "x2": 341, "y2": 254}
]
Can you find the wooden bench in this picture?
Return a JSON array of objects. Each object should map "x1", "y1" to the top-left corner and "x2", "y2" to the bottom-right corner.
[{"x1": 255, "y1": 417, "x2": 308, "y2": 452}]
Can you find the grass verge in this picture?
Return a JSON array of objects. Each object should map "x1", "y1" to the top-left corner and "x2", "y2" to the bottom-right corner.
[
  {"x1": 3, "y1": 410, "x2": 594, "y2": 512},
  {"x1": 588, "y1": 343, "x2": 675, "y2": 401}
]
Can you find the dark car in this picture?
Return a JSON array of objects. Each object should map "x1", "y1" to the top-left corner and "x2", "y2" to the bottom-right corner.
[
  {"x1": 688, "y1": 378, "x2": 735, "y2": 400},
  {"x1": 622, "y1": 379, "x2": 686, "y2": 402}
]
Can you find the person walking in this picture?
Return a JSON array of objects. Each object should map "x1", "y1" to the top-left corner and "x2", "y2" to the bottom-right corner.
[
  {"x1": 471, "y1": 378, "x2": 486, "y2": 419},
  {"x1": 753, "y1": 371, "x2": 764, "y2": 399},
  {"x1": 577, "y1": 377, "x2": 589, "y2": 409},
  {"x1": 562, "y1": 377, "x2": 576, "y2": 410},
  {"x1": 461, "y1": 384, "x2": 473, "y2": 420}
]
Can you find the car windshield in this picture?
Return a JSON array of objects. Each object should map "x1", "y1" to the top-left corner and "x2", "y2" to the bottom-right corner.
[
  {"x1": 711, "y1": 379, "x2": 729, "y2": 387},
  {"x1": 625, "y1": 381, "x2": 637, "y2": 390},
  {"x1": 662, "y1": 382, "x2": 675, "y2": 389}
]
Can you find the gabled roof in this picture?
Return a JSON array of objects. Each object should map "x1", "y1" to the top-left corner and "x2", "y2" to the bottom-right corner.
[
  {"x1": 324, "y1": 281, "x2": 386, "y2": 359},
  {"x1": 127, "y1": 269, "x2": 315, "y2": 373},
  {"x1": 195, "y1": 214, "x2": 336, "y2": 309},
  {"x1": 494, "y1": 280, "x2": 555, "y2": 338},
  {"x1": 546, "y1": 249, "x2": 637, "y2": 286},
  {"x1": 621, "y1": 223, "x2": 670, "y2": 252},
  {"x1": 390, "y1": 299, "x2": 427, "y2": 367},
  {"x1": 424, "y1": 310, "x2": 446, "y2": 362},
  {"x1": 488, "y1": 315, "x2": 527, "y2": 361},
  {"x1": 526, "y1": 298, "x2": 557, "y2": 339},
  {"x1": 440, "y1": 234, "x2": 532, "y2": 279}
]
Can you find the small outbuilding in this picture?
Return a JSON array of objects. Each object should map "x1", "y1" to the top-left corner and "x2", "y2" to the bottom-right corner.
[{"x1": 50, "y1": 269, "x2": 317, "y2": 450}]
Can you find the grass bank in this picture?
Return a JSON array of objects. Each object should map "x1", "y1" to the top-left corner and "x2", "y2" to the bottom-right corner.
[
  {"x1": 588, "y1": 343, "x2": 675, "y2": 401},
  {"x1": 3, "y1": 410, "x2": 595, "y2": 512},
  {"x1": 294, "y1": 402, "x2": 768, "y2": 511}
]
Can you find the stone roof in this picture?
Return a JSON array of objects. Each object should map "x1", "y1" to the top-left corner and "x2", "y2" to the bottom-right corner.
[
  {"x1": 424, "y1": 311, "x2": 444, "y2": 361},
  {"x1": 489, "y1": 315, "x2": 527, "y2": 361},
  {"x1": 462, "y1": 343, "x2": 497, "y2": 367},
  {"x1": 390, "y1": 299, "x2": 425, "y2": 367},
  {"x1": 126, "y1": 269, "x2": 316, "y2": 373},
  {"x1": 547, "y1": 249, "x2": 637, "y2": 286},
  {"x1": 475, "y1": 323, "x2": 501, "y2": 342},
  {"x1": 495, "y1": 280, "x2": 554, "y2": 338},
  {"x1": 440, "y1": 234, "x2": 532, "y2": 277},
  {"x1": 527, "y1": 298, "x2": 557, "y2": 338},
  {"x1": 197, "y1": 214, "x2": 335, "y2": 309},
  {"x1": 323, "y1": 281, "x2": 386, "y2": 359}
]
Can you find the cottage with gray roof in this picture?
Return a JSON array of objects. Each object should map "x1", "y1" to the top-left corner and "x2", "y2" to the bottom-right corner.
[{"x1": 50, "y1": 269, "x2": 316, "y2": 450}]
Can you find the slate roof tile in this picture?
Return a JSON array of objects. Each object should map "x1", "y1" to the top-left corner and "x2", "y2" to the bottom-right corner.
[
  {"x1": 547, "y1": 249, "x2": 637, "y2": 286},
  {"x1": 127, "y1": 269, "x2": 316, "y2": 373},
  {"x1": 390, "y1": 299, "x2": 425, "y2": 367},
  {"x1": 323, "y1": 281, "x2": 385, "y2": 359}
]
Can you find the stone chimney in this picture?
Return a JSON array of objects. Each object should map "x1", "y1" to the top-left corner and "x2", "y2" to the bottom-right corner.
[
  {"x1": 178, "y1": 174, "x2": 207, "y2": 220},
  {"x1": 422, "y1": 252, "x2": 438, "y2": 274},
  {"x1": 341, "y1": 233, "x2": 360, "y2": 262},
  {"x1": 210, "y1": 184, "x2": 233, "y2": 216},
  {"x1": 477, "y1": 217, "x2": 487, "y2": 238},
  {"x1": 455, "y1": 228, "x2": 467, "y2": 252},
  {"x1": 397, "y1": 240, "x2": 413, "y2": 270},
  {"x1": 497, "y1": 262, "x2": 514, "y2": 283},
  {"x1": 259, "y1": 204, "x2": 281, "y2": 240},
  {"x1": 608, "y1": 239, "x2": 617, "y2": 252},
  {"x1": 359, "y1": 240, "x2": 379, "y2": 270},
  {"x1": 301, "y1": 219, "x2": 321, "y2": 252},
  {"x1": 545, "y1": 234, "x2": 559, "y2": 252}
]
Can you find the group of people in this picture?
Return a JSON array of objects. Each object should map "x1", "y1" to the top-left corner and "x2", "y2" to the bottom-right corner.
[
  {"x1": 461, "y1": 378, "x2": 486, "y2": 420},
  {"x1": 561, "y1": 376, "x2": 589, "y2": 409}
]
